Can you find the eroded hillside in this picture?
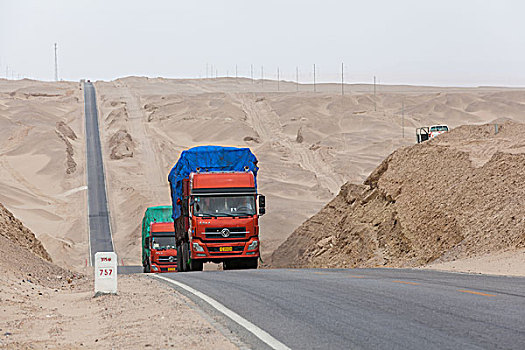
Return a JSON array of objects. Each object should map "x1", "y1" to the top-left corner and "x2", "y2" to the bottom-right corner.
[{"x1": 271, "y1": 122, "x2": 525, "y2": 268}]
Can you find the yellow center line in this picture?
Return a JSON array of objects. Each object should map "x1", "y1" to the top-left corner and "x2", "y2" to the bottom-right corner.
[
  {"x1": 346, "y1": 275, "x2": 365, "y2": 279},
  {"x1": 392, "y1": 280, "x2": 420, "y2": 285},
  {"x1": 313, "y1": 272, "x2": 330, "y2": 275},
  {"x1": 458, "y1": 289, "x2": 496, "y2": 297}
]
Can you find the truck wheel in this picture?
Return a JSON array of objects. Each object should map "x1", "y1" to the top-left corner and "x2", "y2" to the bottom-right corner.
[
  {"x1": 182, "y1": 242, "x2": 190, "y2": 272},
  {"x1": 143, "y1": 260, "x2": 151, "y2": 273},
  {"x1": 245, "y1": 257, "x2": 258, "y2": 269},
  {"x1": 177, "y1": 245, "x2": 183, "y2": 272},
  {"x1": 190, "y1": 259, "x2": 203, "y2": 271},
  {"x1": 224, "y1": 259, "x2": 240, "y2": 270}
]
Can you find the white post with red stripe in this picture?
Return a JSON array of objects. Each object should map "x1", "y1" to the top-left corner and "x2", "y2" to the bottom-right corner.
[{"x1": 94, "y1": 252, "x2": 117, "y2": 295}]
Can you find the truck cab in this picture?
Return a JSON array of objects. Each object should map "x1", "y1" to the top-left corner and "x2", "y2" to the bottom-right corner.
[
  {"x1": 145, "y1": 222, "x2": 178, "y2": 273},
  {"x1": 177, "y1": 171, "x2": 264, "y2": 271}
]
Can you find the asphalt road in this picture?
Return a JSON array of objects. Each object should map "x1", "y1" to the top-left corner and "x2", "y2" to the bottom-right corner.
[
  {"x1": 159, "y1": 268, "x2": 525, "y2": 349},
  {"x1": 84, "y1": 82, "x2": 113, "y2": 264}
]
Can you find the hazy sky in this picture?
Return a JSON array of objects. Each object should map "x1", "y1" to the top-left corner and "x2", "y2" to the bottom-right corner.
[{"x1": 1, "y1": 0, "x2": 524, "y2": 86}]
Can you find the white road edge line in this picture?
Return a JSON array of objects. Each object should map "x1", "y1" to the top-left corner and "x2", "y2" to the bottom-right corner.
[{"x1": 152, "y1": 274, "x2": 291, "y2": 350}]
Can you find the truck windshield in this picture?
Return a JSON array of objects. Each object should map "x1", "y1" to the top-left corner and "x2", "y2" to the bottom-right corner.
[
  {"x1": 151, "y1": 234, "x2": 176, "y2": 250},
  {"x1": 193, "y1": 195, "x2": 256, "y2": 217},
  {"x1": 430, "y1": 125, "x2": 448, "y2": 132}
]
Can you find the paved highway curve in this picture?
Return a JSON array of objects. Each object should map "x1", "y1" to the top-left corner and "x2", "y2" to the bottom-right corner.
[
  {"x1": 82, "y1": 81, "x2": 524, "y2": 348},
  {"x1": 84, "y1": 82, "x2": 113, "y2": 264},
  {"x1": 158, "y1": 268, "x2": 525, "y2": 349}
]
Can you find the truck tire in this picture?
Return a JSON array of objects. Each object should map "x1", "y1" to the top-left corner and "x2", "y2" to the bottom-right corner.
[
  {"x1": 189, "y1": 259, "x2": 203, "y2": 271},
  {"x1": 177, "y1": 245, "x2": 183, "y2": 272},
  {"x1": 143, "y1": 260, "x2": 151, "y2": 273},
  {"x1": 182, "y1": 242, "x2": 190, "y2": 272},
  {"x1": 224, "y1": 259, "x2": 242, "y2": 270},
  {"x1": 245, "y1": 257, "x2": 258, "y2": 269},
  {"x1": 223, "y1": 259, "x2": 233, "y2": 270}
]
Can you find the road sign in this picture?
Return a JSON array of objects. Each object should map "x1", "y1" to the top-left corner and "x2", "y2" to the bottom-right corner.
[{"x1": 95, "y1": 252, "x2": 117, "y2": 295}]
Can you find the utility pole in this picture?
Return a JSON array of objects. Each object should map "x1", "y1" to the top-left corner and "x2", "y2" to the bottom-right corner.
[
  {"x1": 5, "y1": 66, "x2": 8, "y2": 80},
  {"x1": 54, "y1": 43, "x2": 58, "y2": 81},
  {"x1": 251, "y1": 64, "x2": 254, "y2": 84},
  {"x1": 341, "y1": 62, "x2": 344, "y2": 96},
  {"x1": 296, "y1": 66, "x2": 299, "y2": 92},
  {"x1": 235, "y1": 64, "x2": 238, "y2": 81},
  {"x1": 402, "y1": 99, "x2": 405, "y2": 138},
  {"x1": 277, "y1": 67, "x2": 280, "y2": 92},
  {"x1": 261, "y1": 66, "x2": 264, "y2": 87},
  {"x1": 313, "y1": 64, "x2": 316, "y2": 92},
  {"x1": 215, "y1": 68, "x2": 218, "y2": 79},
  {"x1": 206, "y1": 63, "x2": 209, "y2": 79},
  {"x1": 373, "y1": 75, "x2": 376, "y2": 111}
]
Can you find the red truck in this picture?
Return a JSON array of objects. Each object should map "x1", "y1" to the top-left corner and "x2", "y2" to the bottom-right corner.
[
  {"x1": 168, "y1": 146, "x2": 265, "y2": 272},
  {"x1": 142, "y1": 206, "x2": 178, "y2": 273}
]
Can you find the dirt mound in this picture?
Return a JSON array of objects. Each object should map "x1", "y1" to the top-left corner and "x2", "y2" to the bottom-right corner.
[
  {"x1": 0, "y1": 202, "x2": 51, "y2": 262},
  {"x1": 0, "y1": 201, "x2": 81, "y2": 286},
  {"x1": 271, "y1": 122, "x2": 525, "y2": 268},
  {"x1": 109, "y1": 129, "x2": 134, "y2": 160}
]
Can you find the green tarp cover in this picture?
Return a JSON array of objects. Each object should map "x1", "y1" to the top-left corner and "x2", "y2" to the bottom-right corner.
[{"x1": 141, "y1": 205, "x2": 173, "y2": 263}]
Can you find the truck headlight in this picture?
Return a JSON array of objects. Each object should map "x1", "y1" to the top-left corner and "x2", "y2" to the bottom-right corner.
[
  {"x1": 247, "y1": 240, "x2": 258, "y2": 250},
  {"x1": 192, "y1": 242, "x2": 205, "y2": 252},
  {"x1": 152, "y1": 265, "x2": 159, "y2": 271}
]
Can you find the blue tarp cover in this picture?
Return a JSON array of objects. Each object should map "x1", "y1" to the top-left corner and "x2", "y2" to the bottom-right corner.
[{"x1": 168, "y1": 146, "x2": 258, "y2": 219}]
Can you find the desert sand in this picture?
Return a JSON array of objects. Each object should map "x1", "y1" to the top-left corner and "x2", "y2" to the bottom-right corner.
[
  {"x1": 0, "y1": 200, "x2": 238, "y2": 349},
  {"x1": 0, "y1": 79, "x2": 88, "y2": 271},
  {"x1": 93, "y1": 77, "x2": 525, "y2": 269},
  {"x1": 271, "y1": 122, "x2": 525, "y2": 275},
  {"x1": 1, "y1": 77, "x2": 524, "y2": 274}
]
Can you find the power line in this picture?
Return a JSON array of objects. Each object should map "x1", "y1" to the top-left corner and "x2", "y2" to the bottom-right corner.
[
  {"x1": 277, "y1": 67, "x2": 280, "y2": 92},
  {"x1": 373, "y1": 75, "x2": 376, "y2": 111},
  {"x1": 54, "y1": 43, "x2": 58, "y2": 81},
  {"x1": 341, "y1": 62, "x2": 344, "y2": 96},
  {"x1": 313, "y1": 64, "x2": 316, "y2": 92},
  {"x1": 296, "y1": 66, "x2": 299, "y2": 92}
]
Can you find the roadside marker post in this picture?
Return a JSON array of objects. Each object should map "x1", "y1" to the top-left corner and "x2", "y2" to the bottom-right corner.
[{"x1": 94, "y1": 252, "x2": 117, "y2": 296}]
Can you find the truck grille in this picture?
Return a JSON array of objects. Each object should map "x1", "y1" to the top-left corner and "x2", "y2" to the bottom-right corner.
[
  {"x1": 204, "y1": 227, "x2": 247, "y2": 239},
  {"x1": 158, "y1": 256, "x2": 177, "y2": 263}
]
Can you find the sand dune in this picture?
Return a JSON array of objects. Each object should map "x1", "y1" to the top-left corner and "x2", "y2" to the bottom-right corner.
[
  {"x1": 0, "y1": 79, "x2": 87, "y2": 270},
  {"x1": 94, "y1": 77, "x2": 525, "y2": 265},
  {"x1": 2, "y1": 77, "x2": 524, "y2": 268}
]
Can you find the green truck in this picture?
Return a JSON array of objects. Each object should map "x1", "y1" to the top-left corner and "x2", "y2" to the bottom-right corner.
[{"x1": 141, "y1": 205, "x2": 178, "y2": 273}]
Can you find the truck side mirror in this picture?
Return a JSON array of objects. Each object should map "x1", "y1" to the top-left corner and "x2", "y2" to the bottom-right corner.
[{"x1": 258, "y1": 195, "x2": 266, "y2": 216}]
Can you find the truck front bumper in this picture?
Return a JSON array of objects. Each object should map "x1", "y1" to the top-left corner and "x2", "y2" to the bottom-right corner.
[
  {"x1": 191, "y1": 237, "x2": 260, "y2": 260},
  {"x1": 150, "y1": 263, "x2": 178, "y2": 273}
]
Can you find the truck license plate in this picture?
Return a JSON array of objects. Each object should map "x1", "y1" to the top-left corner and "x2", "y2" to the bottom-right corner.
[
  {"x1": 220, "y1": 247, "x2": 233, "y2": 252},
  {"x1": 168, "y1": 268, "x2": 176, "y2": 272}
]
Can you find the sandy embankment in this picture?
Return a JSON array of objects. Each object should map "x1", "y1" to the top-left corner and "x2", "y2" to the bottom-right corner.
[
  {"x1": 0, "y1": 201, "x2": 238, "y2": 349},
  {"x1": 271, "y1": 122, "x2": 525, "y2": 276},
  {"x1": 94, "y1": 77, "x2": 525, "y2": 269},
  {"x1": 0, "y1": 79, "x2": 88, "y2": 271}
]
